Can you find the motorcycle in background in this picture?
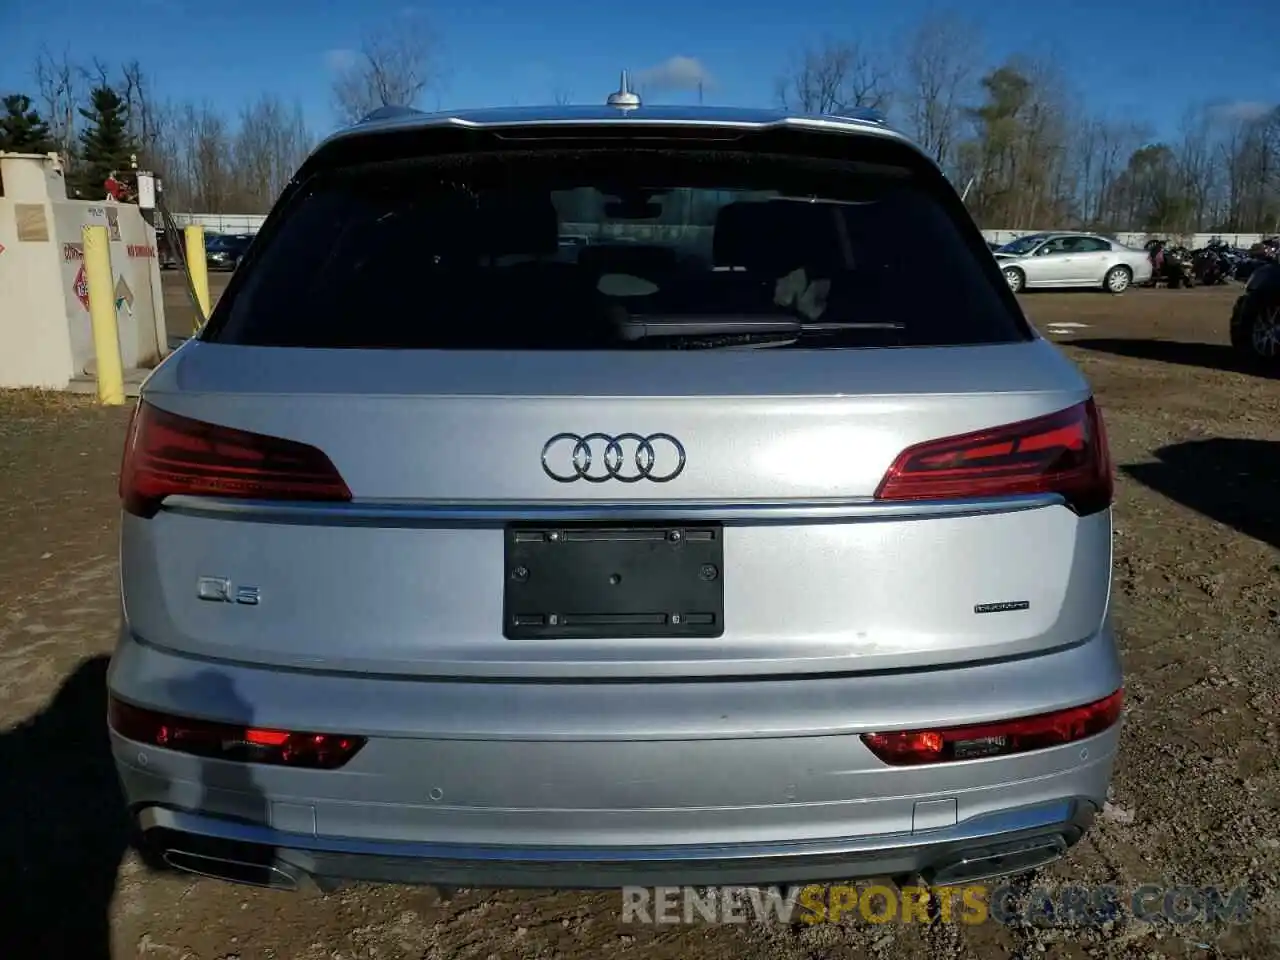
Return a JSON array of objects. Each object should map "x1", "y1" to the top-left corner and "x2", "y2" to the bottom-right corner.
[
  {"x1": 1191, "y1": 239, "x2": 1235, "y2": 285},
  {"x1": 1145, "y1": 239, "x2": 1195, "y2": 288}
]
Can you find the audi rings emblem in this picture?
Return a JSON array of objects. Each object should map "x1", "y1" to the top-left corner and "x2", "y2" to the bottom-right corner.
[{"x1": 541, "y1": 433, "x2": 687, "y2": 484}]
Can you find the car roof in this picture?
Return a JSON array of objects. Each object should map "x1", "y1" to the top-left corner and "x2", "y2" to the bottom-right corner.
[
  {"x1": 353, "y1": 103, "x2": 886, "y2": 130},
  {"x1": 310, "y1": 103, "x2": 915, "y2": 158},
  {"x1": 1013, "y1": 231, "x2": 1109, "y2": 242}
]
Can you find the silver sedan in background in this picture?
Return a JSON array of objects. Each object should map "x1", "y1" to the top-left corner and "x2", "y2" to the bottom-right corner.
[{"x1": 994, "y1": 232, "x2": 1152, "y2": 294}]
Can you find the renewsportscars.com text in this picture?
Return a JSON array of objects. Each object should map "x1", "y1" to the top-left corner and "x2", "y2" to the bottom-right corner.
[{"x1": 621, "y1": 883, "x2": 1251, "y2": 926}]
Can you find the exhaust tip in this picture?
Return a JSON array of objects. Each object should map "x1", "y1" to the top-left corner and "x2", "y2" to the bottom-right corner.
[
  {"x1": 163, "y1": 848, "x2": 301, "y2": 891},
  {"x1": 927, "y1": 836, "x2": 1068, "y2": 886}
]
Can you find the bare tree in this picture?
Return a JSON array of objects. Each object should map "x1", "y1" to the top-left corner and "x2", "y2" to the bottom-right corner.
[
  {"x1": 331, "y1": 23, "x2": 441, "y2": 124},
  {"x1": 1064, "y1": 112, "x2": 1146, "y2": 228},
  {"x1": 233, "y1": 95, "x2": 313, "y2": 210},
  {"x1": 1175, "y1": 104, "x2": 1217, "y2": 231},
  {"x1": 25, "y1": 19, "x2": 1268, "y2": 229},
  {"x1": 118, "y1": 60, "x2": 163, "y2": 167},
  {"x1": 1094, "y1": 119, "x2": 1150, "y2": 228},
  {"x1": 33, "y1": 46, "x2": 79, "y2": 164},
  {"x1": 899, "y1": 13, "x2": 979, "y2": 174},
  {"x1": 82, "y1": 57, "x2": 111, "y2": 91},
  {"x1": 1221, "y1": 108, "x2": 1280, "y2": 232},
  {"x1": 159, "y1": 102, "x2": 234, "y2": 213},
  {"x1": 775, "y1": 38, "x2": 891, "y2": 115},
  {"x1": 23, "y1": 50, "x2": 335, "y2": 215},
  {"x1": 140, "y1": 95, "x2": 313, "y2": 215},
  {"x1": 959, "y1": 57, "x2": 1077, "y2": 229}
]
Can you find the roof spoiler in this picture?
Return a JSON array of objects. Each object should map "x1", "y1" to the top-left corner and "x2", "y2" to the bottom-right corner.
[
  {"x1": 831, "y1": 108, "x2": 886, "y2": 125},
  {"x1": 356, "y1": 105, "x2": 427, "y2": 124}
]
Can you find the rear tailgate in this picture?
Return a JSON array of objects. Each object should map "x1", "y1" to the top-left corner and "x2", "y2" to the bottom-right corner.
[
  {"x1": 119, "y1": 120, "x2": 1111, "y2": 680},
  {"x1": 122, "y1": 341, "x2": 1110, "y2": 679}
]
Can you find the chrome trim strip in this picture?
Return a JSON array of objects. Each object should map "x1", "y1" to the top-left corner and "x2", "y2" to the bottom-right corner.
[
  {"x1": 162, "y1": 492, "x2": 1064, "y2": 526},
  {"x1": 139, "y1": 799, "x2": 1086, "y2": 864}
]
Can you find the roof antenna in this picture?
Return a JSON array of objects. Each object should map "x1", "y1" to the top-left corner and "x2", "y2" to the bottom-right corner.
[{"x1": 606, "y1": 70, "x2": 641, "y2": 110}]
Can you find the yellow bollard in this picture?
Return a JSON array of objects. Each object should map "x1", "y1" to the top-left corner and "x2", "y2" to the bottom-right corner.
[
  {"x1": 184, "y1": 224, "x2": 210, "y2": 329},
  {"x1": 82, "y1": 225, "x2": 126, "y2": 406}
]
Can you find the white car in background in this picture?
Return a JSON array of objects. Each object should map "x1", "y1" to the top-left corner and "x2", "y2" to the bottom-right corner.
[{"x1": 994, "y1": 232, "x2": 1152, "y2": 294}]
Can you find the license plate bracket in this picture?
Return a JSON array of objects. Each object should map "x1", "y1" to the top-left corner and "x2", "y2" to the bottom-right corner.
[{"x1": 503, "y1": 524, "x2": 724, "y2": 640}]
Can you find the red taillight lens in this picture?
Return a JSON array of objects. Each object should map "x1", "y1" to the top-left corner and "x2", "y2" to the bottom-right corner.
[
  {"x1": 861, "y1": 689, "x2": 1123, "y2": 766},
  {"x1": 108, "y1": 697, "x2": 366, "y2": 769},
  {"x1": 874, "y1": 399, "x2": 1113, "y2": 515},
  {"x1": 119, "y1": 400, "x2": 351, "y2": 518}
]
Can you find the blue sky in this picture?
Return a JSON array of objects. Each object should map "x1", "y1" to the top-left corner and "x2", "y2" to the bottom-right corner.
[{"x1": 2, "y1": 0, "x2": 1277, "y2": 140}]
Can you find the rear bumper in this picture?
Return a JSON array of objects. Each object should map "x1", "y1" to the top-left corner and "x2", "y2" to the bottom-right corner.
[
  {"x1": 136, "y1": 798, "x2": 1097, "y2": 890},
  {"x1": 110, "y1": 626, "x2": 1121, "y2": 890}
]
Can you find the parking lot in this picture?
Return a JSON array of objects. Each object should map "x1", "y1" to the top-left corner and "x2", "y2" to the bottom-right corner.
[{"x1": 1, "y1": 277, "x2": 1277, "y2": 959}]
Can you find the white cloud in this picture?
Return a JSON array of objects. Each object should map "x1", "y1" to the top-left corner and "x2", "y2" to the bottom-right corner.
[
  {"x1": 1209, "y1": 100, "x2": 1273, "y2": 122},
  {"x1": 635, "y1": 56, "x2": 713, "y2": 93},
  {"x1": 324, "y1": 48, "x2": 359, "y2": 72}
]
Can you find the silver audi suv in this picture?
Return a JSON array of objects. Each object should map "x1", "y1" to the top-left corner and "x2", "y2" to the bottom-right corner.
[{"x1": 108, "y1": 94, "x2": 1122, "y2": 893}]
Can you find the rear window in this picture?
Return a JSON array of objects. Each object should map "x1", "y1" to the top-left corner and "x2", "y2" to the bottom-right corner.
[{"x1": 205, "y1": 148, "x2": 1026, "y2": 350}]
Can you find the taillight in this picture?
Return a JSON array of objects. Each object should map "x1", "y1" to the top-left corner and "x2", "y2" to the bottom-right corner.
[
  {"x1": 874, "y1": 399, "x2": 1113, "y2": 515},
  {"x1": 119, "y1": 400, "x2": 351, "y2": 518},
  {"x1": 108, "y1": 697, "x2": 365, "y2": 769},
  {"x1": 861, "y1": 689, "x2": 1123, "y2": 766}
]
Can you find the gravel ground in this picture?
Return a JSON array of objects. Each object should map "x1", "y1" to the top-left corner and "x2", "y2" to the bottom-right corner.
[{"x1": 1, "y1": 279, "x2": 1277, "y2": 959}]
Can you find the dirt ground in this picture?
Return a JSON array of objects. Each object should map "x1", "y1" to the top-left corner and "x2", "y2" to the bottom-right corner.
[{"x1": 2, "y1": 277, "x2": 1278, "y2": 959}]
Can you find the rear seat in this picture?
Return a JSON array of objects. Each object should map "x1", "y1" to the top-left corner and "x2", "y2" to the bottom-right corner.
[
  {"x1": 705, "y1": 202, "x2": 792, "y2": 312},
  {"x1": 467, "y1": 193, "x2": 608, "y2": 344},
  {"x1": 708, "y1": 200, "x2": 850, "y2": 314}
]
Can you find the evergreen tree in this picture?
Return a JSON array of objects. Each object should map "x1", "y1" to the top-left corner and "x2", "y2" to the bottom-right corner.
[
  {"x1": 75, "y1": 86, "x2": 138, "y2": 198},
  {"x1": 0, "y1": 94, "x2": 56, "y2": 154}
]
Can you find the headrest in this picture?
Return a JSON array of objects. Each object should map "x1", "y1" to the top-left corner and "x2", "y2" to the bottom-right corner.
[
  {"x1": 476, "y1": 191, "x2": 559, "y2": 256},
  {"x1": 712, "y1": 201, "x2": 781, "y2": 270},
  {"x1": 836, "y1": 201, "x2": 890, "y2": 261},
  {"x1": 771, "y1": 201, "x2": 847, "y2": 275},
  {"x1": 713, "y1": 200, "x2": 847, "y2": 275}
]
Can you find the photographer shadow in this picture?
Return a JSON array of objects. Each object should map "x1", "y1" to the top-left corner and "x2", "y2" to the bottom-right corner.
[
  {"x1": 1069, "y1": 338, "x2": 1278, "y2": 379},
  {"x1": 0, "y1": 655, "x2": 128, "y2": 960},
  {"x1": 1123, "y1": 437, "x2": 1280, "y2": 550},
  {"x1": 0, "y1": 656, "x2": 276, "y2": 960},
  {"x1": 146, "y1": 669, "x2": 274, "y2": 893}
]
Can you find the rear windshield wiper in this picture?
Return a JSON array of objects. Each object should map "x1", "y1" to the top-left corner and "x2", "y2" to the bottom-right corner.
[
  {"x1": 614, "y1": 315, "x2": 904, "y2": 341},
  {"x1": 709, "y1": 322, "x2": 907, "y2": 349}
]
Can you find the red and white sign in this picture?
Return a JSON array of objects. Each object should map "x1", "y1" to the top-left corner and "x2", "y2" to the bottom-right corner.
[
  {"x1": 73, "y1": 264, "x2": 90, "y2": 311},
  {"x1": 0, "y1": 242, "x2": 6, "y2": 256}
]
